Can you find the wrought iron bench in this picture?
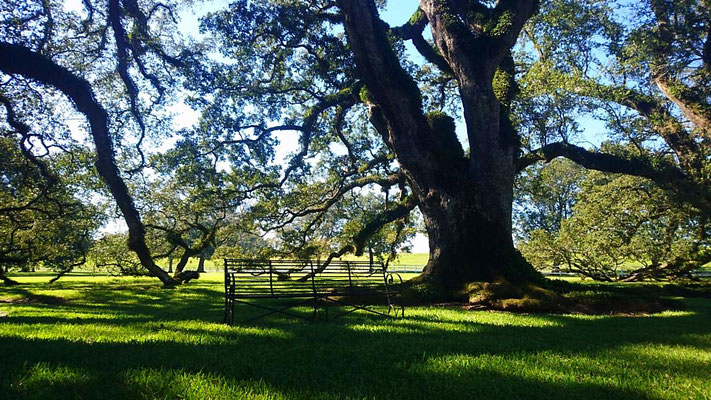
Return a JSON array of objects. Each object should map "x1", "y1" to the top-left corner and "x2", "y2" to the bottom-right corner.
[{"x1": 223, "y1": 259, "x2": 405, "y2": 325}]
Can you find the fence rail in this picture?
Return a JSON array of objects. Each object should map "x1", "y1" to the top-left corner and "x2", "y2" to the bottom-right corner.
[
  {"x1": 387, "y1": 265, "x2": 425, "y2": 273},
  {"x1": 542, "y1": 270, "x2": 711, "y2": 278}
]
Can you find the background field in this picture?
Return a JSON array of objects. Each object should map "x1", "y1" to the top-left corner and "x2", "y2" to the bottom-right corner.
[
  {"x1": 1, "y1": 273, "x2": 710, "y2": 400},
  {"x1": 54, "y1": 252, "x2": 711, "y2": 276},
  {"x1": 52, "y1": 253, "x2": 433, "y2": 275}
]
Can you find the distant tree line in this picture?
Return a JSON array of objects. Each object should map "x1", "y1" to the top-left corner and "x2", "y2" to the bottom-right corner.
[{"x1": 516, "y1": 159, "x2": 708, "y2": 281}]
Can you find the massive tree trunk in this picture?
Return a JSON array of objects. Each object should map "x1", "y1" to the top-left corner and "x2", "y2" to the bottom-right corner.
[
  {"x1": 0, "y1": 42, "x2": 177, "y2": 286},
  {"x1": 338, "y1": 0, "x2": 540, "y2": 291},
  {"x1": 409, "y1": 111, "x2": 535, "y2": 288},
  {"x1": 418, "y1": 180, "x2": 523, "y2": 286}
]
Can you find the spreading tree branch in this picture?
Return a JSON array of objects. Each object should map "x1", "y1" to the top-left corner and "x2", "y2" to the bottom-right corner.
[
  {"x1": 280, "y1": 81, "x2": 364, "y2": 185},
  {"x1": 518, "y1": 141, "x2": 709, "y2": 214},
  {"x1": 296, "y1": 195, "x2": 418, "y2": 281},
  {"x1": 0, "y1": 41, "x2": 177, "y2": 286}
]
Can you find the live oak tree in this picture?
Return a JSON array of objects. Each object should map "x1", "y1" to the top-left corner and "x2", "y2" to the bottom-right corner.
[
  {"x1": 337, "y1": 0, "x2": 544, "y2": 288},
  {"x1": 0, "y1": 123, "x2": 101, "y2": 285},
  {"x1": 518, "y1": 0, "x2": 709, "y2": 216},
  {"x1": 515, "y1": 150, "x2": 708, "y2": 281},
  {"x1": 143, "y1": 181, "x2": 224, "y2": 279},
  {"x1": 520, "y1": 169, "x2": 709, "y2": 281},
  {"x1": 199, "y1": 0, "x2": 708, "y2": 296},
  {"x1": 0, "y1": 0, "x2": 196, "y2": 285},
  {"x1": 0, "y1": 0, "x2": 417, "y2": 285},
  {"x1": 514, "y1": 0, "x2": 710, "y2": 279},
  {"x1": 198, "y1": 0, "x2": 539, "y2": 294},
  {"x1": 2, "y1": 0, "x2": 708, "y2": 294},
  {"x1": 142, "y1": 138, "x2": 236, "y2": 279}
]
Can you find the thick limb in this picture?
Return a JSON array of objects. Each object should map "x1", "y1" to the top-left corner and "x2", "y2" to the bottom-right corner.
[{"x1": 0, "y1": 42, "x2": 177, "y2": 286}]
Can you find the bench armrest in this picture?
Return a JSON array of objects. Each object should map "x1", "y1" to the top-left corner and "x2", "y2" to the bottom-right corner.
[{"x1": 385, "y1": 272, "x2": 404, "y2": 293}]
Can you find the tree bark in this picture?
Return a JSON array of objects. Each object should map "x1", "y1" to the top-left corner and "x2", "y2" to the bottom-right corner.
[
  {"x1": 418, "y1": 186, "x2": 527, "y2": 286},
  {"x1": 172, "y1": 250, "x2": 194, "y2": 278},
  {"x1": 197, "y1": 255, "x2": 206, "y2": 273},
  {"x1": 338, "y1": 0, "x2": 540, "y2": 292},
  {"x1": 0, "y1": 42, "x2": 177, "y2": 286}
]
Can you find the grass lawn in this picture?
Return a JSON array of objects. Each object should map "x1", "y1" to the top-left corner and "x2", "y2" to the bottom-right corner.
[{"x1": 1, "y1": 274, "x2": 710, "y2": 400}]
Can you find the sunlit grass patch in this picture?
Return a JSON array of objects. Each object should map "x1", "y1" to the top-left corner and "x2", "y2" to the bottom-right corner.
[
  {"x1": 10, "y1": 363, "x2": 93, "y2": 400},
  {"x1": 120, "y1": 368, "x2": 285, "y2": 400},
  {"x1": 1, "y1": 274, "x2": 710, "y2": 399}
]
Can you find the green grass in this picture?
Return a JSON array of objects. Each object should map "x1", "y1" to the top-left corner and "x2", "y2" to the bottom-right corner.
[
  {"x1": 1, "y1": 274, "x2": 710, "y2": 400},
  {"x1": 154, "y1": 258, "x2": 220, "y2": 271},
  {"x1": 391, "y1": 252, "x2": 429, "y2": 266}
]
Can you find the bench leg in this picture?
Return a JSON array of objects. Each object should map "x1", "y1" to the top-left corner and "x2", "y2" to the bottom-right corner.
[
  {"x1": 223, "y1": 297, "x2": 228, "y2": 324},
  {"x1": 233, "y1": 298, "x2": 315, "y2": 324},
  {"x1": 388, "y1": 304, "x2": 405, "y2": 318},
  {"x1": 224, "y1": 296, "x2": 235, "y2": 325},
  {"x1": 323, "y1": 297, "x2": 396, "y2": 319},
  {"x1": 312, "y1": 297, "x2": 330, "y2": 321},
  {"x1": 385, "y1": 292, "x2": 405, "y2": 318}
]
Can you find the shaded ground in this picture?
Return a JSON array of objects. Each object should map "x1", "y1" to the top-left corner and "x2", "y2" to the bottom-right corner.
[{"x1": 0, "y1": 274, "x2": 710, "y2": 399}]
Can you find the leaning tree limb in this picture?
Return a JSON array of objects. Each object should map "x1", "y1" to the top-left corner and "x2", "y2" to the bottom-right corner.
[
  {"x1": 518, "y1": 141, "x2": 710, "y2": 215},
  {"x1": 0, "y1": 42, "x2": 178, "y2": 286},
  {"x1": 648, "y1": 0, "x2": 711, "y2": 136},
  {"x1": 522, "y1": 59, "x2": 705, "y2": 175}
]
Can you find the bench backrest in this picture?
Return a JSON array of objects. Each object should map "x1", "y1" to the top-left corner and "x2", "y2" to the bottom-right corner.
[
  {"x1": 225, "y1": 259, "x2": 315, "y2": 297},
  {"x1": 314, "y1": 261, "x2": 387, "y2": 295},
  {"x1": 224, "y1": 259, "x2": 389, "y2": 297}
]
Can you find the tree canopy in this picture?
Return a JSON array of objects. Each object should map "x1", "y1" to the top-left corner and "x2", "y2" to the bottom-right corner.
[
  {"x1": 0, "y1": 0, "x2": 198, "y2": 284},
  {"x1": 0, "y1": 0, "x2": 708, "y2": 293},
  {"x1": 517, "y1": 160, "x2": 709, "y2": 281}
]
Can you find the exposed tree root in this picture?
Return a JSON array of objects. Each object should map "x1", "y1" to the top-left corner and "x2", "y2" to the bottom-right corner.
[
  {"x1": 0, "y1": 269, "x2": 20, "y2": 286},
  {"x1": 401, "y1": 276, "x2": 685, "y2": 315},
  {"x1": 0, "y1": 276, "x2": 20, "y2": 286},
  {"x1": 174, "y1": 270, "x2": 200, "y2": 284}
]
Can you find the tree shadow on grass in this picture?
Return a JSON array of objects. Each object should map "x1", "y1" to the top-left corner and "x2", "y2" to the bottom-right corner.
[
  {"x1": 0, "y1": 333, "x2": 667, "y2": 400},
  {"x1": 1, "y1": 282, "x2": 710, "y2": 399}
]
